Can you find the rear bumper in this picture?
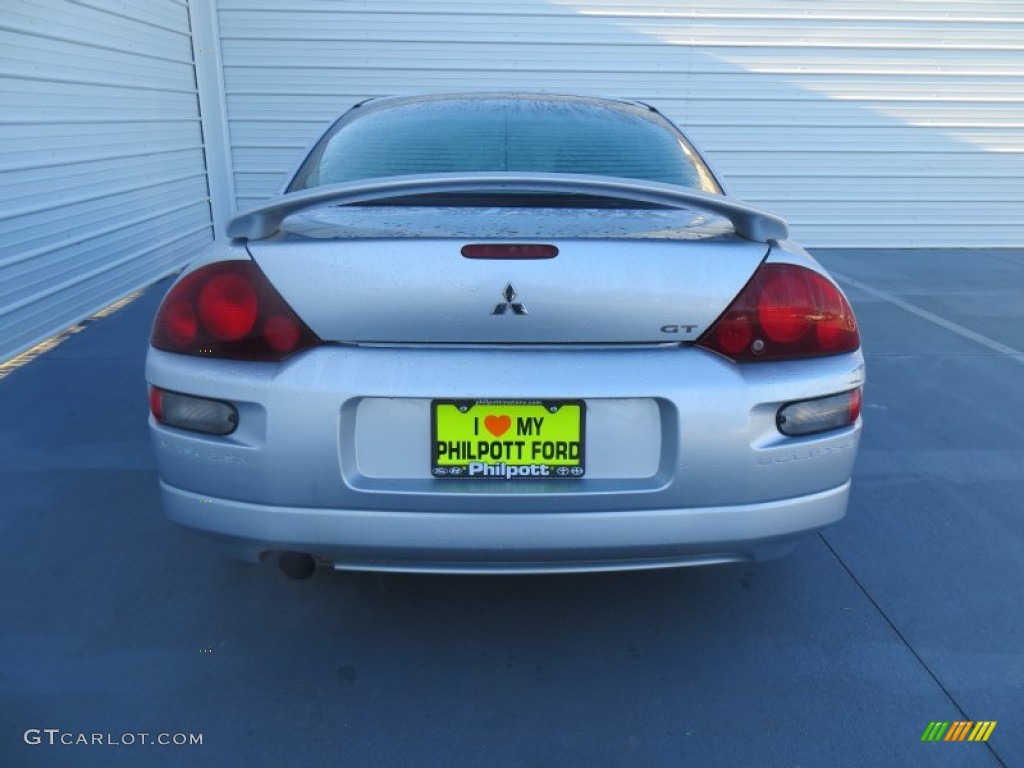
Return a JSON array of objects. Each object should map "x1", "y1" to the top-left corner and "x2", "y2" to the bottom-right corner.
[{"x1": 159, "y1": 479, "x2": 849, "y2": 574}]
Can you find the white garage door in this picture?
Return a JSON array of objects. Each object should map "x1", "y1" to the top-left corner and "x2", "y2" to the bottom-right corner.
[
  {"x1": 216, "y1": 0, "x2": 1024, "y2": 248},
  {"x1": 0, "y1": 0, "x2": 214, "y2": 363}
]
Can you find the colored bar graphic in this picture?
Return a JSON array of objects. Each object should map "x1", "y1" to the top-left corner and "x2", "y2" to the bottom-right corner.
[
  {"x1": 921, "y1": 720, "x2": 996, "y2": 743},
  {"x1": 969, "y1": 722, "x2": 997, "y2": 742},
  {"x1": 945, "y1": 721, "x2": 971, "y2": 741}
]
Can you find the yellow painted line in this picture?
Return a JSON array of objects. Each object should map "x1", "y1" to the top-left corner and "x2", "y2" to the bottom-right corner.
[{"x1": 0, "y1": 289, "x2": 145, "y2": 381}]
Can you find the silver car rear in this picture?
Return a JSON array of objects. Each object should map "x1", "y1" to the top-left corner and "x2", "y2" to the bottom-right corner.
[{"x1": 146, "y1": 93, "x2": 864, "y2": 575}]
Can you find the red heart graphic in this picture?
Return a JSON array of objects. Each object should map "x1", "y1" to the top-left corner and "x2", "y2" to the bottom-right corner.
[{"x1": 484, "y1": 414, "x2": 512, "y2": 438}]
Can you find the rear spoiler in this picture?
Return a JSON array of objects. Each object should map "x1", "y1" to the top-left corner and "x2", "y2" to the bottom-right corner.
[{"x1": 227, "y1": 173, "x2": 788, "y2": 243}]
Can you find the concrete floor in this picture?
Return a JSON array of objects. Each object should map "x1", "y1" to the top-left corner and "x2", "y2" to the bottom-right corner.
[{"x1": 1, "y1": 249, "x2": 1020, "y2": 767}]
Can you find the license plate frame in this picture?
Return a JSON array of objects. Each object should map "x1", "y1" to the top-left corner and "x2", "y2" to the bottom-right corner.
[{"x1": 431, "y1": 399, "x2": 586, "y2": 480}]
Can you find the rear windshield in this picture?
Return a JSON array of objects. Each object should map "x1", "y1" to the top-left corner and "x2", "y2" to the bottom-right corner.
[{"x1": 289, "y1": 98, "x2": 720, "y2": 193}]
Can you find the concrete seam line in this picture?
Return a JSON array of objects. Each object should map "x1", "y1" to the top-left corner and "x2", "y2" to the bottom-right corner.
[
  {"x1": 831, "y1": 271, "x2": 1024, "y2": 364},
  {"x1": 818, "y1": 534, "x2": 1010, "y2": 768}
]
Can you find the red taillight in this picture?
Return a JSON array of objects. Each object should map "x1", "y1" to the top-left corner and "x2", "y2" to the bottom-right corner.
[
  {"x1": 263, "y1": 315, "x2": 301, "y2": 353},
  {"x1": 164, "y1": 297, "x2": 198, "y2": 346},
  {"x1": 151, "y1": 261, "x2": 320, "y2": 361},
  {"x1": 197, "y1": 272, "x2": 258, "y2": 341},
  {"x1": 849, "y1": 387, "x2": 863, "y2": 422},
  {"x1": 758, "y1": 272, "x2": 813, "y2": 344},
  {"x1": 697, "y1": 263, "x2": 859, "y2": 362},
  {"x1": 149, "y1": 386, "x2": 162, "y2": 420}
]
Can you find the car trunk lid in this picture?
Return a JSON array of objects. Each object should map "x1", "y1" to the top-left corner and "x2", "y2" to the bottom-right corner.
[{"x1": 246, "y1": 205, "x2": 769, "y2": 345}]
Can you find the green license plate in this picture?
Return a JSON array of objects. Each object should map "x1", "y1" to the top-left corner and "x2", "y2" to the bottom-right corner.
[{"x1": 431, "y1": 399, "x2": 585, "y2": 480}]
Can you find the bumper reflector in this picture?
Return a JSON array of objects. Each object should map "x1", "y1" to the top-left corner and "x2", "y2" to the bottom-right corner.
[
  {"x1": 777, "y1": 389, "x2": 861, "y2": 437},
  {"x1": 149, "y1": 387, "x2": 238, "y2": 435}
]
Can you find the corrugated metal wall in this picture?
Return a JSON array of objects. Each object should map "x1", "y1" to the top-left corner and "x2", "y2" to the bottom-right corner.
[
  {"x1": 216, "y1": 0, "x2": 1024, "y2": 248},
  {"x1": 3, "y1": 0, "x2": 1020, "y2": 365},
  {"x1": 0, "y1": 0, "x2": 213, "y2": 363}
]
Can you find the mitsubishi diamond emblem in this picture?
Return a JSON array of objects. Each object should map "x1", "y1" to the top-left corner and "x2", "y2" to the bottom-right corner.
[{"x1": 492, "y1": 283, "x2": 528, "y2": 315}]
